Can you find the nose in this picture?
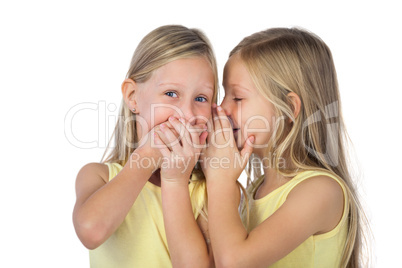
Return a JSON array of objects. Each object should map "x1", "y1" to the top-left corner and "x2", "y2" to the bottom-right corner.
[
  {"x1": 220, "y1": 98, "x2": 237, "y2": 129},
  {"x1": 220, "y1": 97, "x2": 231, "y2": 116},
  {"x1": 176, "y1": 101, "x2": 196, "y2": 125}
]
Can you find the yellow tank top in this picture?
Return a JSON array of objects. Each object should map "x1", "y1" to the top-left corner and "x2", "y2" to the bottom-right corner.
[
  {"x1": 89, "y1": 162, "x2": 206, "y2": 268},
  {"x1": 243, "y1": 170, "x2": 349, "y2": 267}
]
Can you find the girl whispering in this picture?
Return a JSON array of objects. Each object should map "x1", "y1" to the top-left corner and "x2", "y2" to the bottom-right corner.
[
  {"x1": 73, "y1": 25, "x2": 217, "y2": 267},
  {"x1": 203, "y1": 28, "x2": 368, "y2": 267}
]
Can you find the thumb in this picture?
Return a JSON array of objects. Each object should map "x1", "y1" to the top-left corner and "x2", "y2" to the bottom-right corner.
[{"x1": 240, "y1": 136, "x2": 255, "y2": 167}]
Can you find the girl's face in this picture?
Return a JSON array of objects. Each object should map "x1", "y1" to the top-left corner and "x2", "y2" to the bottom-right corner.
[
  {"x1": 135, "y1": 57, "x2": 215, "y2": 140},
  {"x1": 221, "y1": 53, "x2": 276, "y2": 156}
]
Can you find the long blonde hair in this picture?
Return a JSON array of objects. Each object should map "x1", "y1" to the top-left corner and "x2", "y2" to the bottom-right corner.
[
  {"x1": 101, "y1": 25, "x2": 218, "y2": 218},
  {"x1": 233, "y1": 28, "x2": 369, "y2": 267}
]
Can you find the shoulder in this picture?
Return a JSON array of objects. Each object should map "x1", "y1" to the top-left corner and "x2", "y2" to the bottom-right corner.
[
  {"x1": 285, "y1": 174, "x2": 345, "y2": 234},
  {"x1": 74, "y1": 163, "x2": 110, "y2": 206},
  {"x1": 288, "y1": 174, "x2": 344, "y2": 203},
  {"x1": 77, "y1": 162, "x2": 109, "y2": 184}
]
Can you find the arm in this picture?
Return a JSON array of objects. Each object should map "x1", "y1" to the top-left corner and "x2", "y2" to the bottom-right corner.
[
  {"x1": 73, "y1": 149, "x2": 153, "y2": 249},
  {"x1": 207, "y1": 175, "x2": 344, "y2": 268},
  {"x1": 73, "y1": 122, "x2": 174, "y2": 249},
  {"x1": 204, "y1": 106, "x2": 345, "y2": 268},
  {"x1": 161, "y1": 181, "x2": 211, "y2": 267},
  {"x1": 156, "y1": 116, "x2": 211, "y2": 268},
  {"x1": 197, "y1": 214, "x2": 215, "y2": 267}
]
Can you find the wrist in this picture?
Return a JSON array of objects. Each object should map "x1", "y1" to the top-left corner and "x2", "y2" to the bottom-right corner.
[
  {"x1": 205, "y1": 170, "x2": 236, "y2": 184},
  {"x1": 161, "y1": 179, "x2": 191, "y2": 193},
  {"x1": 128, "y1": 148, "x2": 158, "y2": 174},
  {"x1": 207, "y1": 179, "x2": 241, "y2": 205},
  {"x1": 161, "y1": 173, "x2": 191, "y2": 187},
  {"x1": 207, "y1": 177, "x2": 237, "y2": 192}
]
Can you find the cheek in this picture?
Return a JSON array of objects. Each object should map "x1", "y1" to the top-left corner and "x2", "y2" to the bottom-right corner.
[
  {"x1": 194, "y1": 106, "x2": 212, "y2": 123},
  {"x1": 241, "y1": 111, "x2": 273, "y2": 143},
  {"x1": 150, "y1": 107, "x2": 178, "y2": 127},
  {"x1": 137, "y1": 106, "x2": 175, "y2": 133}
]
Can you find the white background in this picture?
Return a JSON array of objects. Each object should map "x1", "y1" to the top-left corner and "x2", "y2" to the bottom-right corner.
[{"x1": 1, "y1": 0, "x2": 400, "y2": 267}]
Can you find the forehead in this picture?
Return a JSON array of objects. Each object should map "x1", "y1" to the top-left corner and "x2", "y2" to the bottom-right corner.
[
  {"x1": 151, "y1": 57, "x2": 214, "y2": 88},
  {"x1": 223, "y1": 54, "x2": 254, "y2": 91}
]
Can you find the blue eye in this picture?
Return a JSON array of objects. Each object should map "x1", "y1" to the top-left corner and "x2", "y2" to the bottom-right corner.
[
  {"x1": 195, "y1": 96, "x2": 207, "y2": 102},
  {"x1": 165, "y1": 91, "x2": 178, "y2": 98}
]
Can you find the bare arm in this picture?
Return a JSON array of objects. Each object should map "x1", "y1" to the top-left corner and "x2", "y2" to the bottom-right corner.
[
  {"x1": 197, "y1": 215, "x2": 215, "y2": 267},
  {"x1": 73, "y1": 121, "x2": 181, "y2": 249},
  {"x1": 207, "y1": 175, "x2": 344, "y2": 268},
  {"x1": 161, "y1": 181, "x2": 211, "y2": 267},
  {"x1": 73, "y1": 150, "x2": 153, "y2": 249},
  {"x1": 156, "y1": 117, "x2": 211, "y2": 267},
  {"x1": 204, "y1": 106, "x2": 344, "y2": 268}
]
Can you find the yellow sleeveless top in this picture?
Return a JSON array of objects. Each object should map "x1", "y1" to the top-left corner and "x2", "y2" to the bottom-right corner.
[
  {"x1": 89, "y1": 163, "x2": 206, "y2": 268},
  {"x1": 243, "y1": 170, "x2": 349, "y2": 267}
]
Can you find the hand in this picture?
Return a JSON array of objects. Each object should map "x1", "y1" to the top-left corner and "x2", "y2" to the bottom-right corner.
[
  {"x1": 154, "y1": 116, "x2": 208, "y2": 185},
  {"x1": 201, "y1": 104, "x2": 254, "y2": 182},
  {"x1": 132, "y1": 121, "x2": 179, "y2": 172}
]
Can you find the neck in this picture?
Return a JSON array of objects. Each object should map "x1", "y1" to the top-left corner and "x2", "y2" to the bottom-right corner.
[
  {"x1": 261, "y1": 156, "x2": 289, "y2": 190},
  {"x1": 262, "y1": 166, "x2": 280, "y2": 183}
]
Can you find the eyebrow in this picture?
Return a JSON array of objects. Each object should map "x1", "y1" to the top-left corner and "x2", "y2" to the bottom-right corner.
[
  {"x1": 159, "y1": 82, "x2": 214, "y2": 91},
  {"x1": 158, "y1": 82, "x2": 184, "y2": 87},
  {"x1": 203, "y1": 84, "x2": 215, "y2": 91}
]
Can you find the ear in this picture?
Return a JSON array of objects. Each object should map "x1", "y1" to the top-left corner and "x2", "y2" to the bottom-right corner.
[
  {"x1": 287, "y1": 92, "x2": 301, "y2": 122},
  {"x1": 121, "y1": 78, "x2": 138, "y2": 113}
]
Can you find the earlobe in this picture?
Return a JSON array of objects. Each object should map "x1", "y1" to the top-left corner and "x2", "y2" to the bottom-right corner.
[
  {"x1": 121, "y1": 78, "x2": 138, "y2": 113},
  {"x1": 287, "y1": 92, "x2": 301, "y2": 122}
]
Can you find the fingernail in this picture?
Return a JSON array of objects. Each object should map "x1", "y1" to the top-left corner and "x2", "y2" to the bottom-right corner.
[
  {"x1": 169, "y1": 116, "x2": 175, "y2": 121},
  {"x1": 179, "y1": 118, "x2": 185, "y2": 123},
  {"x1": 217, "y1": 106, "x2": 223, "y2": 111},
  {"x1": 160, "y1": 123, "x2": 165, "y2": 130},
  {"x1": 250, "y1": 136, "x2": 255, "y2": 143}
]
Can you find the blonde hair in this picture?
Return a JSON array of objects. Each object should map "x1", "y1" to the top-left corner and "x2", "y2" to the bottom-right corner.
[
  {"x1": 101, "y1": 25, "x2": 218, "y2": 219},
  {"x1": 233, "y1": 28, "x2": 370, "y2": 267}
]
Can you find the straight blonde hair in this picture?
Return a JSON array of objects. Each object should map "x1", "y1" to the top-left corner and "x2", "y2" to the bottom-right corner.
[
  {"x1": 233, "y1": 28, "x2": 370, "y2": 267},
  {"x1": 101, "y1": 25, "x2": 218, "y2": 219}
]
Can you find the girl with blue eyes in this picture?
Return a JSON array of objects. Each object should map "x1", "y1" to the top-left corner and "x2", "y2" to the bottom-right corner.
[
  {"x1": 73, "y1": 25, "x2": 218, "y2": 267},
  {"x1": 203, "y1": 27, "x2": 367, "y2": 268}
]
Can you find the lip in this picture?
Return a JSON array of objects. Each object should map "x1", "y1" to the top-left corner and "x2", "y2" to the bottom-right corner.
[{"x1": 233, "y1": 128, "x2": 240, "y2": 142}]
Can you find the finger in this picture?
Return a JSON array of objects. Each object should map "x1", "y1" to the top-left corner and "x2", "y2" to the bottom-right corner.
[
  {"x1": 173, "y1": 117, "x2": 196, "y2": 152},
  {"x1": 179, "y1": 118, "x2": 207, "y2": 150},
  {"x1": 192, "y1": 123, "x2": 209, "y2": 137},
  {"x1": 216, "y1": 106, "x2": 232, "y2": 129},
  {"x1": 199, "y1": 130, "x2": 208, "y2": 147},
  {"x1": 169, "y1": 116, "x2": 202, "y2": 135},
  {"x1": 160, "y1": 122, "x2": 182, "y2": 151},
  {"x1": 240, "y1": 136, "x2": 255, "y2": 169},
  {"x1": 155, "y1": 121, "x2": 179, "y2": 138},
  {"x1": 210, "y1": 104, "x2": 225, "y2": 146},
  {"x1": 211, "y1": 104, "x2": 222, "y2": 133},
  {"x1": 167, "y1": 116, "x2": 187, "y2": 146},
  {"x1": 154, "y1": 128, "x2": 173, "y2": 151},
  {"x1": 170, "y1": 116, "x2": 206, "y2": 147},
  {"x1": 154, "y1": 132, "x2": 171, "y2": 158},
  {"x1": 215, "y1": 105, "x2": 233, "y2": 141}
]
